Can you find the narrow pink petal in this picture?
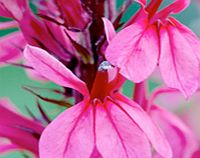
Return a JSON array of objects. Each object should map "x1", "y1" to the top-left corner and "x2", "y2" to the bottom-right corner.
[
  {"x1": 102, "y1": 17, "x2": 116, "y2": 43},
  {"x1": 114, "y1": 93, "x2": 172, "y2": 158},
  {"x1": 0, "y1": 3, "x2": 12, "y2": 17},
  {"x1": 150, "y1": 105, "x2": 198, "y2": 158},
  {"x1": 0, "y1": 0, "x2": 29, "y2": 20},
  {"x1": 19, "y1": 14, "x2": 72, "y2": 61},
  {"x1": 39, "y1": 100, "x2": 94, "y2": 158},
  {"x1": 105, "y1": 22, "x2": 159, "y2": 83},
  {"x1": 54, "y1": 0, "x2": 90, "y2": 30},
  {"x1": 24, "y1": 45, "x2": 89, "y2": 96},
  {"x1": 44, "y1": 21, "x2": 77, "y2": 54},
  {"x1": 0, "y1": 98, "x2": 44, "y2": 135},
  {"x1": 0, "y1": 125, "x2": 39, "y2": 155},
  {"x1": 96, "y1": 100, "x2": 151, "y2": 158},
  {"x1": 159, "y1": 20, "x2": 199, "y2": 98},
  {"x1": 0, "y1": 21, "x2": 18, "y2": 30},
  {"x1": 25, "y1": 68, "x2": 48, "y2": 82},
  {"x1": 0, "y1": 98, "x2": 44, "y2": 154},
  {"x1": 0, "y1": 32, "x2": 26, "y2": 66},
  {"x1": 155, "y1": 0, "x2": 190, "y2": 21},
  {"x1": 135, "y1": 0, "x2": 146, "y2": 7},
  {"x1": 0, "y1": 143, "x2": 20, "y2": 153},
  {"x1": 163, "y1": 0, "x2": 190, "y2": 15},
  {"x1": 171, "y1": 0, "x2": 190, "y2": 14}
]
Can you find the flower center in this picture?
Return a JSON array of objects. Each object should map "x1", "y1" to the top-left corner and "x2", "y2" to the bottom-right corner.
[{"x1": 90, "y1": 61, "x2": 122, "y2": 102}]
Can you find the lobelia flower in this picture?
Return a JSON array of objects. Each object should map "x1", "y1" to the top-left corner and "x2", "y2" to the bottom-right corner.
[
  {"x1": 135, "y1": 87, "x2": 199, "y2": 158},
  {"x1": 149, "y1": 105, "x2": 198, "y2": 158},
  {"x1": 0, "y1": 0, "x2": 80, "y2": 82},
  {"x1": 0, "y1": 98, "x2": 45, "y2": 157},
  {"x1": 105, "y1": 0, "x2": 200, "y2": 98},
  {"x1": 0, "y1": 0, "x2": 79, "y2": 63},
  {"x1": 24, "y1": 45, "x2": 172, "y2": 158}
]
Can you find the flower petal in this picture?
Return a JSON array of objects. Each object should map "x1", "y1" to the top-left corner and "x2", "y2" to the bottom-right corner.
[
  {"x1": 0, "y1": 98, "x2": 44, "y2": 154},
  {"x1": 159, "y1": 19, "x2": 199, "y2": 98},
  {"x1": 0, "y1": 32, "x2": 26, "y2": 66},
  {"x1": 24, "y1": 45, "x2": 89, "y2": 96},
  {"x1": 105, "y1": 22, "x2": 159, "y2": 83},
  {"x1": 164, "y1": 0, "x2": 190, "y2": 14},
  {"x1": 0, "y1": 0, "x2": 29, "y2": 20},
  {"x1": 150, "y1": 105, "x2": 198, "y2": 158},
  {"x1": 168, "y1": 17, "x2": 200, "y2": 62},
  {"x1": 0, "y1": 21, "x2": 18, "y2": 30},
  {"x1": 54, "y1": 0, "x2": 90, "y2": 30},
  {"x1": 135, "y1": 0, "x2": 146, "y2": 7},
  {"x1": 39, "y1": 100, "x2": 94, "y2": 158},
  {"x1": 102, "y1": 17, "x2": 116, "y2": 43},
  {"x1": 0, "y1": 143, "x2": 19, "y2": 153},
  {"x1": 96, "y1": 100, "x2": 151, "y2": 158},
  {"x1": 114, "y1": 94, "x2": 172, "y2": 158}
]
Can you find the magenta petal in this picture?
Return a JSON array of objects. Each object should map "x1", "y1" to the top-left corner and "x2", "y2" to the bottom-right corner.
[
  {"x1": 39, "y1": 100, "x2": 94, "y2": 158},
  {"x1": 168, "y1": 17, "x2": 200, "y2": 62},
  {"x1": 102, "y1": 17, "x2": 116, "y2": 43},
  {"x1": 150, "y1": 105, "x2": 198, "y2": 158},
  {"x1": 159, "y1": 20, "x2": 199, "y2": 98},
  {"x1": 161, "y1": 0, "x2": 190, "y2": 15},
  {"x1": 135, "y1": 0, "x2": 146, "y2": 7},
  {"x1": 0, "y1": 21, "x2": 18, "y2": 30},
  {"x1": 0, "y1": 98, "x2": 44, "y2": 154},
  {"x1": 115, "y1": 94, "x2": 172, "y2": 158},
  {"x1": 0, "y1": 3, "x2": 12, "y2": 17},
  {"x1": 25, "y1": 67, "x2": 48, "y2": 82},
  {"x1": 96, "y1": 101, "x2": 151, "y2": 158},
  {"x1": 0, "y1": 143, "x2": 19, "y2": 153},
  {"x1": 24, "y1": 45, "x2": 89, "y2": 96},
  {"x1": 105, "y1": 22, "x2": 159, "y2": 83},
  {"x1": 0, "y1": 0, "x2": 29, "y2": 20},
  {"x1": 0, "y1": 32, "x2": 26, "y2": 66},
  {"x1": 55, "y1": 0, "x2": 90, "y2": 30}
]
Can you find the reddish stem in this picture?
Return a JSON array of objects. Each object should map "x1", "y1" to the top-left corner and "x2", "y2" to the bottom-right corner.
[
  {"x1": 146, "y1": 0, "x2": 163, "y2": 19},
  {"x1": 133, "y1": 82, "x2": 147, "y2": 110}
]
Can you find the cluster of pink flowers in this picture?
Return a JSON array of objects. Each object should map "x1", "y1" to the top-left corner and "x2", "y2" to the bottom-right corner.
[{"x1": 0, "y1": 0, "x2": 200, "y2": 157}]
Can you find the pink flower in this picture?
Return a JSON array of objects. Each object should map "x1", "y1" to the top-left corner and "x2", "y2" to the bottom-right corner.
[
  {"x1": 0, "y1": 98, "x2": 44, "y2": 157},
  {"x1": 0, "y1": 0, "x2": 29, "y2": 21},
  {"x1": 137, "y1": 87, "x2": 199, "y2": 158},
  {"x1": 149, "y1": 105, "x2": 198, "y2": 158},
  {"x1": 0, "y1": 0, "x2": 78, "y2": 81},
  {"x1": 53, "y1": 0, "x2": 90, "y2": 30},
  {"x1": 24, "y1": 45, "x2": 172, "y2": 158},
  {"x1": 0, "y1": 0, "x2": 77, "y2": 62},
  {"x1": 105, "y1": 0, "x2": 200, "y2": 98}
]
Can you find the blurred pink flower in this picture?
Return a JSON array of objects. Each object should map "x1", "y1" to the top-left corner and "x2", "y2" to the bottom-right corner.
[
  {"x1": 134, "y1": 86, "x2": 199, "y2": 158},
  {"x1": 24, "y1": 45, "x2": 172, "y2": 158},
  {"x1": 149, "y1": 105, "x2": 198, "y2": 158},
  {"x1": 106, "y1": 0, "x2": 200, "y2": 98},
  {"x1": 0, "y1": 98, "x2": 44, "y2": 157},
  {"x1": 0, "y1": 0, "x2": 80, "y2": 61},
  {"x1": 0, "y1": 0, "x2": 79, "y2": 82}
]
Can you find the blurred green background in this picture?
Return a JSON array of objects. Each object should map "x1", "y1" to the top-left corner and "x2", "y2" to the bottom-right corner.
[{"x1": 0, "y1": 0, "x2": 199, "y2": 157}]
